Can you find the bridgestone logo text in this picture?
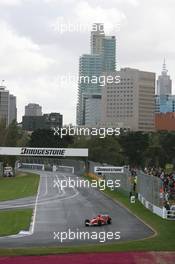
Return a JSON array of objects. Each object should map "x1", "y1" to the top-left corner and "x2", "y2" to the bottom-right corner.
[
  {"x1": 94, "y1": 167, "x2": 124, "y2": 173},
  {"x1": 21, "y1": 148, "x2": 66, "y2": 156}
]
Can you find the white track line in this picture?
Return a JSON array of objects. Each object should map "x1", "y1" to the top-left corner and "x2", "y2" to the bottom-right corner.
[
  {"x1": 55, "y1": 175, "x2": 66, "y2": 195},
  {"x1": 0, "y1": 172, "x2": 80, "y2": 210},
  {"x1": 59, "y1": 173, "x2": 79, "y2": 198},
  {"x1": 44, "y1": 172, "x2": 48, "y2": 196},
  {"x1": 0, "y1": 175, "x2": 42, "y2": 239},
  {"x1": 29, "y1": 175, "x2": 41, "y2": 234}
]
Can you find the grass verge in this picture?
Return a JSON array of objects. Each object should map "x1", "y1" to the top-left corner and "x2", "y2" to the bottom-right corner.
[
  {"x1": 0, "y1": 209, "x2": 32, "y2": 236},
  {"x1": 0, "y1": 172, "x2": 40, "y2": 201}
]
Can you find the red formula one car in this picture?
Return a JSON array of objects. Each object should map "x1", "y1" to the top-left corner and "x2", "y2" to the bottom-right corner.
[{"x1": 85, "y1": 214, "x2": 112, "y2": 226}]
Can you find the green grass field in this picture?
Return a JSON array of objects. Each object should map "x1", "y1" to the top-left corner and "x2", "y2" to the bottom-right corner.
[
  {"x1": 0, "y1": 172, "x2": 40, "y2": 201},
  {"x1": 0, "y1": 209, "x2": 33, "y2": 236},
  {"x1": 103, "y1": 188, "x2": 175, "y2": 251},
  {"x1": 0, "y1": 174, "x2": 174, "y2": 256}
]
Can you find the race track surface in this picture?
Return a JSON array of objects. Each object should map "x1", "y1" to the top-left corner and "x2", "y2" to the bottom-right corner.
[
  {"x1": 0, "y1": 196, "x2": 35, "y2": 210},
  {"x1": 0, "y1": 170, "x2": 154, "y2": 248}
]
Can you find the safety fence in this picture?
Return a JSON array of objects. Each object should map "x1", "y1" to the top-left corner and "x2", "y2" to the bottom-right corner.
[
  {"x1": 137, "y1": 171, "x2": 163, "y2": 208},
  {"x1": 0, "y1": 162, "x2": 3, "y2": 177},
  {"x1": 17, "y1": 157, "x2": 86, "y2": 176}
]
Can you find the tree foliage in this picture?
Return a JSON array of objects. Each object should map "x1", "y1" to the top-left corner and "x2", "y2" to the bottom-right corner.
[
  {"x1": 71, "y1": 131, "x2": 175, "y2": 168},
  {"x1": 1, "y1": 119, "x2": 175, "y2": 169},
  {"x1": 28, "y1": 129, "x2": 74, "y2": 148},
  {"x1": 0, "y1": 120, "x2": 29, "y2": 166}
]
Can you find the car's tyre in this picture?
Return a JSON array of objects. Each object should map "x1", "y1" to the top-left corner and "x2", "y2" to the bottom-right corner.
[
  {"x1": 98, "y1": 220, "x2": 102, "y2": 226},
  {"x1": 85, "y1": 219, "x2": 90, "y2": 226},
  {"x1": 107, "y1": 218, "x2": 112, "y2": 224}
]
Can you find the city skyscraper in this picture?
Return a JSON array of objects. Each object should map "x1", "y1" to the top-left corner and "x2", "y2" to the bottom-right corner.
[
  {"x1": 91, "y1": 23, "x2": 105, "y2": 55},
  {"x1": 157, "y1": 59, "x2": 172, "y2": 95},
  {"x1": 100, "y1": 68, "x2": 155, "y2": 131},
  {"x1": 77, "y1": 54, "x2": 103, "y2": 125},
  {"x1": 0, "y1": 86, "x2": 9, "y2": 125},
  {"x1": 102, "y1": 36, "x2": 116, "y2": 72},
  {"x1": 0, "y1": 85, "x2": 17, "y2": 126},
  {"x1": 77, "y1": 23, "x2": 116, "y2": 126},
  {"x1": 155, "y1": 59, "x2": 174, "y2": 113},
  {"x1": 9, "y1": 94, "x2": 17, "y2": 124},
  {"x1": 90, "y1": 24, "x2": 116, "y2": 71}
]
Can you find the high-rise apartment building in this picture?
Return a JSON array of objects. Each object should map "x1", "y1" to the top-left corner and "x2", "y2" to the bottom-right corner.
[
  {"x1": 77, "y1": 23, "x2": 116, "y2": 126},
  {"x1": 25, "y1": 103, "x2": 42, "y2": 116},
  {"x1": 84, "y1": 94, "x2": 101, "y2": 126},
  {"x1": 102, "y1": 36, "x2": 116, "y2": 72},
  {"x1": 0, "y1": 86, "x2": 17, "y2": 126},
  {"x1": 100, "y1": 68, "x2": 155, "y2": 131},
  {"x1": 0, "y1": 86, "x2": 9, "y2": 125},
  {"x1": 9, "y1": 94, "x2": 17, "y2": 124},
  {"x1": 77, "y1": 54, "x2": 103, "y2": 125},
  {"x1": 90, "y1": 24, "x2": 116, "y2": 71},
  {"x1": 91, "y1": 23, "x2": 105, "y2": 55}
]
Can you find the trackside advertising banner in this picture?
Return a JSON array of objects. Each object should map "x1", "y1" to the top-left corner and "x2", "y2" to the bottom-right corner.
[
  {"x1": 94, "y1": 167, "x2": 124, "y2": 174},
  {"x1": 0, "y1": 147, "x2": 88, "y2": 157}
]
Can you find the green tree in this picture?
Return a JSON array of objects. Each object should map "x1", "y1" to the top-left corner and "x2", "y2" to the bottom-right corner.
[
  {"x1": 0, "y1": 120, "x2": 29, "y2": 166},
  {"x1": 28, "y1": 129, "x2": 74, "y2": 148},
  {"x1": 144, "y1": 133, "x2": 165, "y2": 168},
  {"x1": 118, "y1": 132, "x2": 149, "y2": 167},
  {"x1": 5, "y1": 120, "x2": 19, "y2": 147},
  {"x1": 0, "y1": 119, "x2": 7, "y2": 146},
  {"x1": 71, "y1": 135, "x2": 124, "y2": 165},
  {"x1": 159, "y1": 132, "x2": 175, "y2": 166}
]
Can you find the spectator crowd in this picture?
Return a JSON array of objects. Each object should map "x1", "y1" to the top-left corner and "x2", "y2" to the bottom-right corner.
[{"x1": 143, "y1": 167, "x2": 175, "y2": 211}]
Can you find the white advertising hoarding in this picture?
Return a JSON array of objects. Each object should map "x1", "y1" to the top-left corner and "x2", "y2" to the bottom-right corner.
[
  {"x1": 0, "y1": 147, "x2": 88, "y2": 157},
  {"x1": 94, "y1": 166, "x2": 124, "y2": 174}
]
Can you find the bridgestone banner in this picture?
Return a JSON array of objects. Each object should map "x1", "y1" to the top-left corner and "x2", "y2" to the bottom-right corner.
[
  {"x1": 0, "y1": 147, "x2": 88, "y2": 157},
  {"x1": 94, "y1": 166, "x2": 124, "y2": 174}
]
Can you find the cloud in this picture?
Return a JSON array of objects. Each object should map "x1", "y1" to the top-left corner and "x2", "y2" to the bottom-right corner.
[
  {"x1": 0, "y1": 20, "x2": 77, "y2": 123},
  {"x1": 45, "y1": 0, "x2": 139, "y2": 7},
  {"x1": 0, "y1": 20, "x2": 54, "y2": 77},
  {"x1": 44, "y1": 0, "x2": 76, "y2": 4},
  {"x1": 74, "y1": 1, "x2": 126, "y2": 34},
  {"x1": 0, "y1": 0, "x2": 175, "y2": 124},
  {"x1": 0, "y1": 0, "x2": 21, "y2": 6},
  {"x1": 8, "y1": 74, "x2": 77, "y2": 124},
  {"x1": 51, "y1": 1, "x2": 126, "y2": 36}
]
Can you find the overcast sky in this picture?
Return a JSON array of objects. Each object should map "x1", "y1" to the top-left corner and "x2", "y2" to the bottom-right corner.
[{"x1": 0, "y1": 0, "x2": 174, "y2": 124}]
